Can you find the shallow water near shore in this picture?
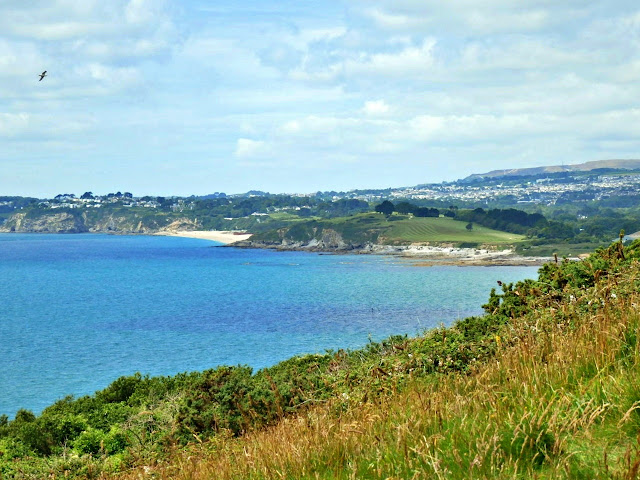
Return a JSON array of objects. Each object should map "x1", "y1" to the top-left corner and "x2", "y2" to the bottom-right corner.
[{"x1": 0, "y1": 234, "x2": 538, "y2": 418}]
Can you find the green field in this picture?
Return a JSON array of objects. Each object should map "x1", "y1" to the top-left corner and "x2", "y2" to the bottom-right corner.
[
  {"x1": 380, "y1": 215, "x2": 524, "y2": 245},
  {"x1": 266, "y1": 212, "x2": 313, "y2": 221},
  {"x1": 253, "y1": 213, "x2": 525, "y2": 247}
]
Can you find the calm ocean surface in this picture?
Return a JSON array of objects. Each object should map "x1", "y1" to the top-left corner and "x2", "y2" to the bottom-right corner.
[{"x1": 0, "y1": 234, "x2": 538, "y2": 417}]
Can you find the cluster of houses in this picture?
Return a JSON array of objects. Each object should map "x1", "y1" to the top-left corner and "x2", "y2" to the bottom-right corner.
[
  {"x1": 18, "y1": 171, "x2": 640, "y2": 214},
  {"x1": 332, "y1": 173, "x2": 640, "y2": 206},
  {"x1": 38, "y1": 192, "x2": 161, "y2": 210}
]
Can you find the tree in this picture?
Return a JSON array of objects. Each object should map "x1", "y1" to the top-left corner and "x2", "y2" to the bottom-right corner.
[
  {"x1": 394, "y1": 202, "x2": 416, "y2": 215},
  {"x1": 466, "y1": 222, "x2": 473, "y2": 231},
  {"x1": 414, "y1": 207, "x2": 439, "y2": 218},
  {"x1": 375, "y1": 200, "x2": 395, "y2": 216},
  {"x1": 80, "y1": 192, "x2": 94, "y2": 199}
]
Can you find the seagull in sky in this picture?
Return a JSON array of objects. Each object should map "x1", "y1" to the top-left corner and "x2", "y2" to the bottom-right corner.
[{"x1": 38, "y1": 71, "x2": 47, "y2": 81}]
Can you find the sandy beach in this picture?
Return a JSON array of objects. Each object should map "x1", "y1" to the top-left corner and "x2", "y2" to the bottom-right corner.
[{"x1": 157, "y1": 230, "x2": 253, "y2": 244}]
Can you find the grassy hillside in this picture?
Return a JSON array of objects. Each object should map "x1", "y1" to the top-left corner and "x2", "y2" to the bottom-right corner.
[
  {"x1": 252, "y1": 213, "x2": 524, "y2": 247},
  {"x1": 2, "y1": 240, "x2": 640, "y2": 478},
  {"x1": 109, "y1": 240, "x2": 640, "y2": 480},
  {"x1": 379, "y1": 215, "x2": 522, "y2": 244}
]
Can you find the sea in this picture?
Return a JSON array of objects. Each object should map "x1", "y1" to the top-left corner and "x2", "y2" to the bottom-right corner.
[{"x1": 0, "y1": 234, "x2": 538, "y2": 418}]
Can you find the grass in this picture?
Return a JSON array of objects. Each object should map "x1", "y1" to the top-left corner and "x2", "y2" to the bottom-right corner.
[
  {"x1": 102, "y1": 242, "x2": 640, "y2": 480},
  {"x1": 380, "y1": 215, "x2": 523, "y2": 245},
  {"x1": 253, "y1": 213, "x2": 525, "y2": 247},
  {"x1": 266, "y1": 212, "x2": 317, "y2": 221}
]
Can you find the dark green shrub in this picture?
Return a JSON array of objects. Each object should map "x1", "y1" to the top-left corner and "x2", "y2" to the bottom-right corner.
[
  {"x1": 103, "y1": 428, "x2": 129, "y2": 455},
  {"x1": 74, "y1": 428, "x2": 106, "y2": 455},
  {"x1": 40, "y1": 413, "x2": 87, "y2": 447},
  {"x1": 95, "y1": 373, "x2": 144, "y2": 404}
]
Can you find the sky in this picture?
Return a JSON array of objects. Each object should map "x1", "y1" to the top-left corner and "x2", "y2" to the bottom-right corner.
[{"x1": 1, "y1": 0, "x2": 639, "y2": 198}]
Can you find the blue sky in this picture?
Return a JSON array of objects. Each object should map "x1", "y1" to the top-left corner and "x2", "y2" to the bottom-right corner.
[{"x1": 1, "y1": 0, "x2": 639, "y2": 197}]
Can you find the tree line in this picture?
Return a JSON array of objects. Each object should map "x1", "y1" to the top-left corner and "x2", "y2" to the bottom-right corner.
[
  {"x1": 374, "y1": 200, "x2": 440, "y2": 217},
  {"x1": 372, "y1": 201, "x2": 586, "y2": 242}
]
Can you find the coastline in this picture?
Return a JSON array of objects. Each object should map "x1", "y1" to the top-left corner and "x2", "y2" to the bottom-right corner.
[
  {"x1": 155, "y1": 230, "x2": 253, "y2": 244},
  {"x1": 391, "y1": 244, "x2": 552, "y2": 266},
  {"x1": 2, "y1": 229, "x2": 553, "y2": 265},
  {"x1": 228, "y1": 237, "x2": 554, "y2": 266}
]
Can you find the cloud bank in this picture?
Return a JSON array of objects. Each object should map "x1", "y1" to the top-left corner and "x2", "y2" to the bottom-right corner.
[{"x1": 0, "y1": 0, "x2": 639, "y2": 196}]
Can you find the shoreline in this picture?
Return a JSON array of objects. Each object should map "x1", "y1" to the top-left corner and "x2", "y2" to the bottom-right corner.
[
  {"x1": 389, "y1": 244, "x2": 553, "y2": 266},
  {"x1": 228, "y1": 237, "x2": 555, "y2": 266},
  {"x1": 155, "y1": 230, "x2": 253, "y2": 244},
  {"x1": 2, "y1": 230, "x2": 555, "y2": 265}
]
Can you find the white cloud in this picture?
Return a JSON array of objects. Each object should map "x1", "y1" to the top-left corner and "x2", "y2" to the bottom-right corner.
[
  {"x1": 363, "y1": 100, "x2": 390, "y2": 115},
  {"x1": 83, "y1": 63, "x2": 141, "y2": 86},
  {"x1": 290, "y1": 37, "x2": 438, "y2": 83},
  {"x1": 2, "y1": 1, "x2": 640, "y2": 196},
  {"x1": 357, "y1": 1, "x2": 589, "y2": 34},
  {"x1": 347, "y1": 38, "x2": 437, "y2": 76},
  {"x1": 364, "y1": 8, "x2": 425, "y2": 30},
  {"x1": 465, "y1": 9, "x2": 550, "y2": 33},
  {"x1": 278, "y1": 116, "x2": 367, "y2": 138},
  {"x1": 125, "y1": 0, "x2": 162, "y2": 24},
  {"x1": 179, "y1": 36, "x2": 280, "y2": 85},
  {"x1": 296, "y1": 27, "x2": 348, "y2": 46},
  {"x1": 235, "y1": 138, "x2": 271, "y2": 158},
  {"x1": 459, "y1": 39, "x2": 596, "y2": 73},
  {"x1": 0, "y1": 39, "x2": 45, "y2": 78},
  {"x1": 0, "y1": 113, "x2": 31, "y2": 138}
]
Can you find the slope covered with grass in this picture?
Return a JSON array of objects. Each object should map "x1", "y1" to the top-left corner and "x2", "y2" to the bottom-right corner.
[
  {"x1": 2, "y1": 240, "x2": 640, "y2": 479},
  {"x1": 114, "y1": 240, "x2": 640, "y2": 480},
  {"x1": 380, "y1": 215, "x2": 523, "y2": 245},
  {"x1": 251, "y1": 212, "x2": 524, "y2": 248}
]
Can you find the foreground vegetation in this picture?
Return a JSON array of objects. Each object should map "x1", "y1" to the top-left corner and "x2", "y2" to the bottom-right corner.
[{"x1": 2, "y1": 236, "x2": 640, "y2": 478}]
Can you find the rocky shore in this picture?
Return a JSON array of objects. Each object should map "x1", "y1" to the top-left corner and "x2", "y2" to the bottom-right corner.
[{"x1": 229, "y1": 239, "x2": 553, "y2": 266}]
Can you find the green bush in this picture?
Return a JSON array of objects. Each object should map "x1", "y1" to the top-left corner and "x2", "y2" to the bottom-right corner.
[
  {"x1": 40, "y1": 412, "x2": 87, "y2": 447},
  {"x1": 74, "y1": 428, "x2": 106, "y2": 455},
  {"x1": 103, "y1": 427, "x2": 129, "y2": 455},
  {"x1": 0, "y1": 437, "x2": 34, "y2": 460}
]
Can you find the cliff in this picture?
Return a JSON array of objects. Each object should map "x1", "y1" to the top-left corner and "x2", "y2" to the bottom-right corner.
[
  {"x1": 0, "y1": 210, "x2": 201, "y2": 235},
  {"x1": 233, "y1": 227, "x2": 365, "y2": 252},
  {"x1": 1, "y1": 212, "x2": 90, "y2": 233}
]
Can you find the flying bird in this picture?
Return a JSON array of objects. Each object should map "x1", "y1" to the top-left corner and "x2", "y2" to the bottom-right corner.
[{"x1": 38, "y1": 71, "x2": 47, "y2": 81}]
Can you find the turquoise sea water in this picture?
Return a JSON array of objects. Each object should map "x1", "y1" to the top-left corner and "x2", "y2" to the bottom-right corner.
[{"x1": 0, "y1": 234, "x2": 538, "y2": 418}]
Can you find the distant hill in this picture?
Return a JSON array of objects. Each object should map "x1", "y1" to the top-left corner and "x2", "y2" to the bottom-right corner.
[{"x1": 462, "y1": 159, "x2": 640, "y2": 181}]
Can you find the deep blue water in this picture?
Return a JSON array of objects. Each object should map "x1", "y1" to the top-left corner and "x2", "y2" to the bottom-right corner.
[{"x1": 0, "y1": 234, "x2": 538, "y2": 417}]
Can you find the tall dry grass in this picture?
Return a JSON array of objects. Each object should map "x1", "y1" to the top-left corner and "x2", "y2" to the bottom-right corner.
[{"x1": 107, "y1": 261, "x2": 640, "y2": 480}]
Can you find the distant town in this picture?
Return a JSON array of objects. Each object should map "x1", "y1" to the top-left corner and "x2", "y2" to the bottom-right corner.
[{"x1": 3, "y1": 169, "x2": 640, "y2": 213}]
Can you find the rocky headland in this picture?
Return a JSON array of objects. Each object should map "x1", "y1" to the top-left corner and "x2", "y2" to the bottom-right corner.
[{"x1": 230, "y1": 235, "x2": 552, "y2": 266}]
